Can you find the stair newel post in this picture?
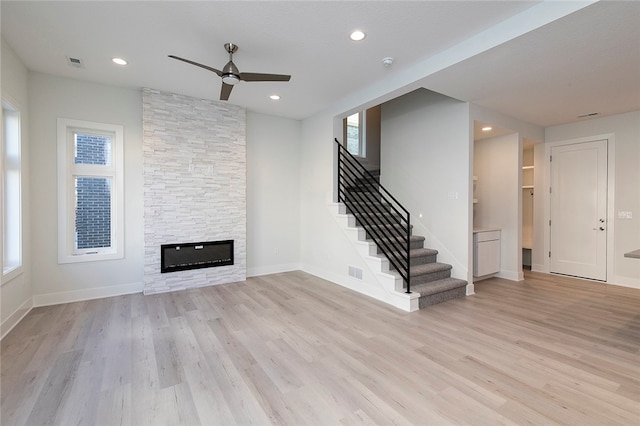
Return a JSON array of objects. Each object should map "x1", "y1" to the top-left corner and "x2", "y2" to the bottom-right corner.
[{"x1": 406, "y1": 212, "x2": 411, "y2": 294}]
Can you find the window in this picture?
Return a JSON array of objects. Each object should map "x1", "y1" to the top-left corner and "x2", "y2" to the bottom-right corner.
[
  {"x1": 2, "y1": 100, "x2": 22, "y2": 277},
  {"x1": 344, "y1": 111, "x2": 365, "y2": 157},
  {"x1": 57, "y1": 118, "x2": 124, "y2": 263}
]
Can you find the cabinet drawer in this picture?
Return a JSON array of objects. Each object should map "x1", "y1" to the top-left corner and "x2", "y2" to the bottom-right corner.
[{"x1": 474, "y1": 230, "x2": 500, "y2": 242}]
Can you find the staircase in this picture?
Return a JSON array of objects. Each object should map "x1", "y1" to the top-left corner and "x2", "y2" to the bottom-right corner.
[
  {"x1": 335, "y1": 139, "x2": 467, "y2": 310},
  {"x1": 347, "y1": 179, "x2": 467, "y2": 309}
]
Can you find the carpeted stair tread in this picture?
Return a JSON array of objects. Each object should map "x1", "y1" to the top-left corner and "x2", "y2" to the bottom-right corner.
[
  {"x1": 410, "y1": 277, "x2": 467, "y2": 297},
  {"x1": 366, "y1": 221, "x2": 409, "y2": 229},
  {"x1": 354, "y1": 211, "x2": 401, "y2": 219},
  {"x1": 368, "y1": 235, "x2": 424, "y2": 242},
  {"x1": 386, "y1": 247, "x2": 438, "y2": 259},
  {"x1": 410, "y1": 262, "x2": 452, "y2": 277},
  {"x1": 410, "y1": 248, "x2": 438, "y2": 258}
]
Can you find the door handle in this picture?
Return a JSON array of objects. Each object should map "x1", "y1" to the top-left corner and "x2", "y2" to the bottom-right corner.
[{"x1": 599, "y1": 227, "x2": 605, "y2": 231}]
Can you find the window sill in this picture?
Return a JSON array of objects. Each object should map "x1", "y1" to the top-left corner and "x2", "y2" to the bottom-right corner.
[
  {"x1": 2, "y1": 266, "x2": 24, "y2": 286},
  {"x1": 58, "y1": 251, "x2": 124, "y2": 264}
]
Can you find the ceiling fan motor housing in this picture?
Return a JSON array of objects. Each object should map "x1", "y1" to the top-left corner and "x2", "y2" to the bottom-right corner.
[{"x1": 222, "y1": 60, "x2": 240, "y2": 85}]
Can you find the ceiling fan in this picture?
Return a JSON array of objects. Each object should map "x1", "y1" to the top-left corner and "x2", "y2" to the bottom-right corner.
[{"x1": 169, "y1": 43, "x2": 291, "y2": 101}]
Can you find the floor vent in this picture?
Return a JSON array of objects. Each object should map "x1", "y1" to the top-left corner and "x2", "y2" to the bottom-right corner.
[{"x1": 348, "y1": 265, "x2": 363, "y2": 280}]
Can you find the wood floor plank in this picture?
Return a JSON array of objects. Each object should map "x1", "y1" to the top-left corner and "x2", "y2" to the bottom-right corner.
[
  {"x1": 24, "y1": 349, "x2": 83, "y2": 426},
  {"x1": 2, "y1": 270, "x2": 639, "y2": 425}
]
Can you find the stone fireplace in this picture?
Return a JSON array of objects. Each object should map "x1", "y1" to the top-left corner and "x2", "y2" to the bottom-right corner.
[{"x1": 142, "y1": 88, "x2": 246, "y2": 294}]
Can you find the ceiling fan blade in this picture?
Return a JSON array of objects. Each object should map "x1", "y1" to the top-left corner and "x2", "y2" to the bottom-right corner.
[
  {"x1": 220, "y1": 82, "x2": 234, "y2": 101},
  {"x1": 168, "y1": 55, "x2": 223, "y2": 77},
  {"x1": 239, "y1": 72, "x2": 291, "y2": 82}
]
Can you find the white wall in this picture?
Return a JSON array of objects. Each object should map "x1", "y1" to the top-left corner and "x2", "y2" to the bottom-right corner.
[
  {"x1": 28, "y1": 73, "x2": 144, "y2": 305},
  {"x1": 1, "y1": 38, "x2": 32, "y2": 338},
  {"x1": 380, "y1": 89, "x2": 471, "y2": 282},
  {"x1": 296, "y1": 110, "x2": 384, "y2": 292},
  {"x1": 246, "y1": 112, "x2": 301, "y2": 276},
  {"x1": 474, "y1": 133, "x2": 522, "y2": 281},
  {"x1": 545, "y1": 111, "x2": 640, "y2": 287}
]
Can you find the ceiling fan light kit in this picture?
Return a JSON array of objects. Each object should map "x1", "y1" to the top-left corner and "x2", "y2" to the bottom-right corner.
[
  {"x1": 168, "y1": 42, "x2": 291, "y2": 101},
  {"x1": 222, "y1": 75, "x2": 240, "y2": 85}
]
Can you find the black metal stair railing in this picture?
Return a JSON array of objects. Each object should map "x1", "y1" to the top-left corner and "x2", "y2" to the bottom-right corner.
[{"x1": 335, "y1": 138, "x2": 411, "y2": 293}]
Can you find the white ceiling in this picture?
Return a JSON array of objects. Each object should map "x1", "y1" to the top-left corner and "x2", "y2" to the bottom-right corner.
[{"x1": 2, "y1": 1, "x2": 639, "y2": 127}]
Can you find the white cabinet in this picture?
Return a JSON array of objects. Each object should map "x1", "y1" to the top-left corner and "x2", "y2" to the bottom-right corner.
[{"x1": 474, "y1": 229, "x2": 501, "y2": 277}]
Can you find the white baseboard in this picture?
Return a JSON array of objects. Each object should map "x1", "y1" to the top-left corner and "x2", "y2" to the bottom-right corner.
[
  {"x1": 1, "y1": 297, "x2": 33, "y2": 340},
  {"x1": 247, "y1": 263, "x2": 301, "y2": 278},
  {"x1": 526, "y1": 269, "x2": 639, "y2": 290},
  {"x1": 497, "y1": 270, "x2": 523, "y2": 281},
  {"x1": 609, "y1": 275, "x2": 640, "y2": 289},
  {"x1": 33, "y1": 281, "x2": 143, "y2": 307},
  {"x1": 300, "y1": 263, "x2": 418, "y2": 312},
  {"x1": 531, "y1": 264, "x2": 546, "y2": 273}
]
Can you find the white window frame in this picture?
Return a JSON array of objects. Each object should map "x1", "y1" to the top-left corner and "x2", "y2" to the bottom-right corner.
[
  {"x1": 344, "y1": 111, "x2": 366, "y2": 157},
  {"x1": 57, "y1": 118, "x2": 124, "y2": 263},
  {"x1": 2, "y1": 99, "x2": 23, "y2": 280}
]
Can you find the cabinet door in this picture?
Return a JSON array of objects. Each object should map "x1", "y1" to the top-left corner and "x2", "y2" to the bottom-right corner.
[{"x1": 474, "y1": 240, "x2": 501, "y2": 276}]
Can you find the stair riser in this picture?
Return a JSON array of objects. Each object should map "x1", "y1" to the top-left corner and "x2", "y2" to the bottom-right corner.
[
  {"x1": 364, "y1": 226, "x2": 412, "y2": 240},
  {"x1": 411, "y1": 269, "x2": 452, "y2": 285},
  {"x1": 372, "y1": 240, "x2": 424, "y2": 250},
  {"x1": 357, "y1": 220, "x2": 410, "y2": 234},
  {"x1": 410, "y1": 255, "x2": 438, "y2": 266},
  {"x1": 352, "y1": 215, "x2": 404, "y2": 225},
  {"x1": 377, "y1": 250, "x2": 437, "y2": 266},
  {"x1": 419, "y1": 287, "x2": 466, "y2": 309},
  {"x1": 345, "y1": 201, "x2": 390, "y2": 210}
]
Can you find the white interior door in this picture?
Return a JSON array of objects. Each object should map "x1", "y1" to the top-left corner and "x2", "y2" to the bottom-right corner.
[{"x1": 550, "y1": 140, "x2": 607, "y2": 281}]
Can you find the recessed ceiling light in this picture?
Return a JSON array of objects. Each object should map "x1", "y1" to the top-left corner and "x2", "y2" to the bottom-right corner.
[
  {"x1": 112, "y1": 57, "x2": 128, "y2": 66},
  {"x1": 269, "y1": 95, "x2": 280, "y2": 100},
  {"x1": 482, "y1": 126, "x2": 492, "y2": 131},
  {"x1": 350, "y1": 30, "x2": 366, "y2": 41}
]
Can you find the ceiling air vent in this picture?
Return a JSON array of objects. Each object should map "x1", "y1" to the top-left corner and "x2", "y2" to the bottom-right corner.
[{"x1": 66, "y1": 56, "x2": 84, "y2": 68}]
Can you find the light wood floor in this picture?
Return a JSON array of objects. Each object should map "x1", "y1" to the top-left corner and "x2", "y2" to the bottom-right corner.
[{"x1": 1, "y1": 271, "x2": 639, "y2": 425}]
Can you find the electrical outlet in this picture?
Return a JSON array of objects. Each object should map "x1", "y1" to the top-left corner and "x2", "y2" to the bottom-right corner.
[{"x1": 618, "y1": 211, "x2": 633, "y2": 219}]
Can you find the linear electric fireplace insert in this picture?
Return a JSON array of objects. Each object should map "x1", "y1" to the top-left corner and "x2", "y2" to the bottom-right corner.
[{"x1": 161, "y1": 240, "x2": 234, "y2": 273}]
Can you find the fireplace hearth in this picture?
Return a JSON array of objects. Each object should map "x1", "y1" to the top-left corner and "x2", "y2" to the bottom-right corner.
[{"x1": 161, "y1": 240, "x2": 234, "y2": 273}]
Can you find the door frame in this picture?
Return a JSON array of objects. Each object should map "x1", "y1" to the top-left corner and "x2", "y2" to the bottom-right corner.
[{"x1": 542, "y1": 133, "x2": 615, "y2": 282}]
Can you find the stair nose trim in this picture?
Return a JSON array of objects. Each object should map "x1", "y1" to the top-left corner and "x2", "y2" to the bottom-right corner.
[{"x1": 409, "y1": 248, "x2": 438, "y2": 257}]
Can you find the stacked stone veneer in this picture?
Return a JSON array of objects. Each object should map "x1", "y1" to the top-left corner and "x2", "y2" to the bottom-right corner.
[{"x1": 142, "y1": 88, "x2": 246, "y2": 294}]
